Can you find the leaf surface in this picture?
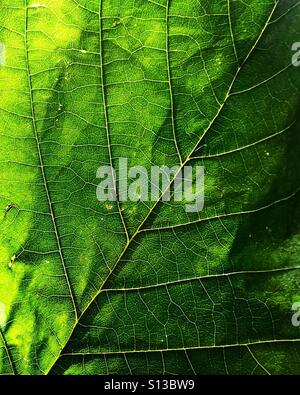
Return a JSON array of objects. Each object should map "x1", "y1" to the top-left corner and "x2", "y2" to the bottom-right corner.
[{"x1": 0, "y1": 0, "x2": 300, "y2": 375}]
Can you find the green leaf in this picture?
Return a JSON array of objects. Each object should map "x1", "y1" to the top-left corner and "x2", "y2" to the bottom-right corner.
[{"x1": 0, "y1": 0, "x2": 300, "y2": 375}]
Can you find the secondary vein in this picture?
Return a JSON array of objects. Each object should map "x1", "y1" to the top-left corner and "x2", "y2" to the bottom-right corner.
[
  {"x1": 98, "y1": 0, "x2": 130, "y2": 242},
  {"x1": 24, "y1": 0, "x2": 79, "y2": 320}
]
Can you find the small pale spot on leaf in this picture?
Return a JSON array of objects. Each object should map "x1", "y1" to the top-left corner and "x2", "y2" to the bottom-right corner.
[
  {"x1": 30, "y1": 4, "x2": 46, "y2": 8},
  {"x1": 8, "y1": 254, "x2": 16, "y2": 269},
  {"x1": 0, "y1": 302, "x2": 7, "y2": 327},
  {"x1": 0, "y1": 43, "x2": 6, "y2": 66}
]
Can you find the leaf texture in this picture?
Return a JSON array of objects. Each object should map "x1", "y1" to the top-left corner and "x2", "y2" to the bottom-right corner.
[{"x1": 0, "y1": 0, "x2": 300, "y2": 375}]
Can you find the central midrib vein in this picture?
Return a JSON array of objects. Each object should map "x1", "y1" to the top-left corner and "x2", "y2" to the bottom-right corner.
[{"x1": 45, "y1": 0, "x2": 280, "y2": 375}]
